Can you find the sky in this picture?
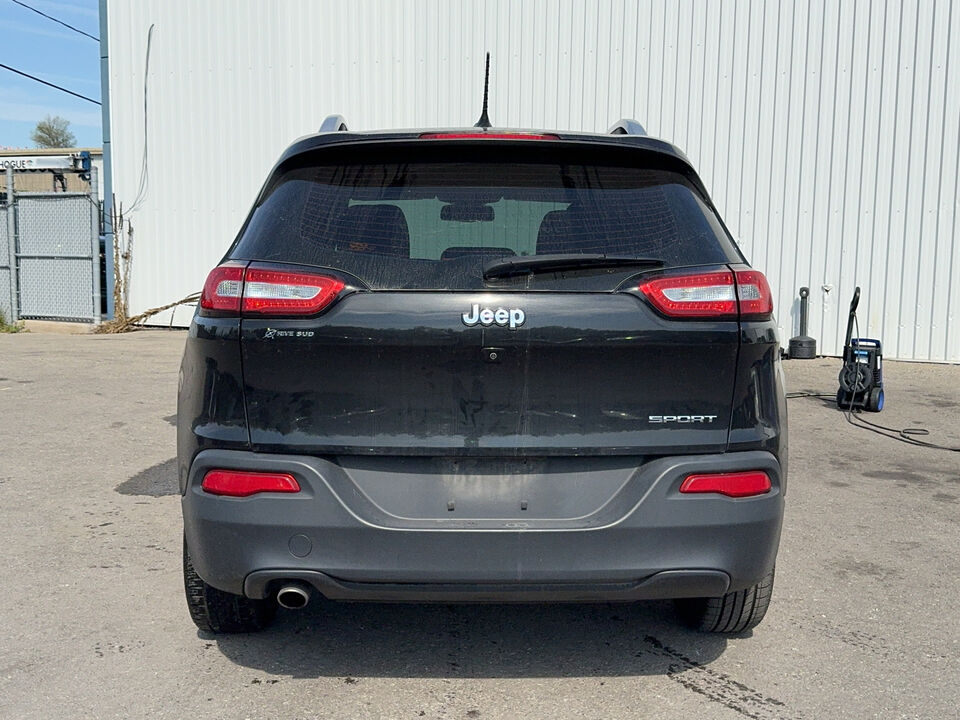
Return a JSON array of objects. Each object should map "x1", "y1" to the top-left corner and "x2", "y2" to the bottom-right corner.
[{"x1": 0, "y1": 0, "x2": 101, "y2": 149}]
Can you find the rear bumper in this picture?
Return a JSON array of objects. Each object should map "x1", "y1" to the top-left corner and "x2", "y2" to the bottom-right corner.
[{"x1": 182, "y1": 449, "x2": 784, "y2": 600}]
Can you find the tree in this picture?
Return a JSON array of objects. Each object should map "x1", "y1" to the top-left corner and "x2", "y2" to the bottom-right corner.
[{"x1": 31, "y1": 115, "x2": 76, "y2": 149}]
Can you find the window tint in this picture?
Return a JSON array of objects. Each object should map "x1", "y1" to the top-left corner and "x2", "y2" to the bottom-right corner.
[{"x1": 230, "y1": 153, "x2": 741, "y2": 290}]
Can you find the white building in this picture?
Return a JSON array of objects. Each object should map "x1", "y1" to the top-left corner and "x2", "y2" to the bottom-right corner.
[{"x1": 102, "y1": 0, "x2": 960, "y2": 362}]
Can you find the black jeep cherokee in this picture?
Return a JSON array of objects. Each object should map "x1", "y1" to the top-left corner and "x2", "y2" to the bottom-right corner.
[{"x1": 179, "y1": 119, "x2": 786, "y2": 634}]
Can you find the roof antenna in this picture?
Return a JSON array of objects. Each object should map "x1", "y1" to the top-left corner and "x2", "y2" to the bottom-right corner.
[{"x1": 474, "y1": 52, "x2": 492, "y2": 128}]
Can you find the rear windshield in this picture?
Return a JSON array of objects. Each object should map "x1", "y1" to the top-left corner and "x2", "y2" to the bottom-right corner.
[{"x1": 229, "y1": 144, "x2": 742, "y2": 290}]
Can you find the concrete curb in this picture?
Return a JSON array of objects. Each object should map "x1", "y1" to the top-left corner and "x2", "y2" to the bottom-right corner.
[{"x1": 21, "y1": 319, "x2": 94, "y2": 335}]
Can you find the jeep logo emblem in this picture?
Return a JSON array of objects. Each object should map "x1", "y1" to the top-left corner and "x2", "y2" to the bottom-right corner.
[{"x1": 462, "y1": 303, "x2": 526, "y2": 330}]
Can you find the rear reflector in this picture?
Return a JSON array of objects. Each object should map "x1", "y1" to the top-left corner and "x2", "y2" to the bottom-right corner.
[
  {"x1": 201, "y1": 470, "x2": 300, "y2": 497},
  {"x1": 200, "y1": 263, "x2": 246, "y2": 314},
  {"x1": 638, "y1": 269, "x2": 773, "y2": 319},
  {"x1": 419, "y1": 132, "x2": 559, "y2": 140},
  {"x1": 242, "y1": 267, "x2": 345, "y2": 315},
  {"x1": 679, "y1": 471, "x2": 772, "y2": 498}
]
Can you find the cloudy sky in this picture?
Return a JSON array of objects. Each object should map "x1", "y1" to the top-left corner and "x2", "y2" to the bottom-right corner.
[{"x1": 0, "y1": 0, "x2": 101, "y2": 149}]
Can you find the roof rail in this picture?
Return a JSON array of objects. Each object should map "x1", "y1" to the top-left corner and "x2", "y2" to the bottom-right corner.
[
  {"x1": 319, "y1": 115, "x2": 349, "y2": 132},
  {"x1": 607, "y1": 119, "x2": 646, "y2": 136}
]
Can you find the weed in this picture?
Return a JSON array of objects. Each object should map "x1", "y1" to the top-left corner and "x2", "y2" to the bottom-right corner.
[{"x1": 0, "y1": 310, "x2": 25, "y2": 333}]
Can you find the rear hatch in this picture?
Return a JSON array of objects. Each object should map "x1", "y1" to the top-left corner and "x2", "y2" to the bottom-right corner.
[{"x1": 225, "y1": 138, "x2": 751, "y2": 456}]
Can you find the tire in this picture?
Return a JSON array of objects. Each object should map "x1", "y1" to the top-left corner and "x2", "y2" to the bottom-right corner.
[
  {"x1": 183, "y1": 538, "x2": 275, "y2": 633},
  {"x1": 867, "y1": 387, "x2": 884, "y2": 412},
  {"x1": 675, "y1": 569, "x2": 775, "y2": 634}
]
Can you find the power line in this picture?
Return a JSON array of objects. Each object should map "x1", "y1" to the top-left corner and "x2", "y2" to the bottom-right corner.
[
  {"x1": 9, "y1": 0, "x2": 99, "y2": 42},
  {"x1": 0, "y1": 62, "x2": 101, "y2": 105}
]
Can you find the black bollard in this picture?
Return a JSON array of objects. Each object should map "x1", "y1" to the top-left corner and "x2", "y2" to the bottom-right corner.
[{"x1": 788, "y1": 287, "x2": 817, "y2": 359}]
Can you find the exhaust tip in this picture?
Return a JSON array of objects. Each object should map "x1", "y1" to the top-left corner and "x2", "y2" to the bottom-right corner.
[{"x1": 276, "y1": 582, "x2": 311, "y2": 610}]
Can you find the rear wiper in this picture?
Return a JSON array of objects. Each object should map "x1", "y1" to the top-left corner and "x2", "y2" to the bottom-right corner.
[{"x1": 482, "y1": 253, "x2": 664, "y2": 280}]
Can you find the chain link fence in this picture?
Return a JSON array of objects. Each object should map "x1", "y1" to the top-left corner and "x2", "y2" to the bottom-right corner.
[
  {"x1": 2, "y1": 168, "x2": 101, "y2": 323},
  {"x1": 0, "y1": 201, "x2": 12, "y2": 323},
  {"x1": 16, "y1": 194, "x2": 99, "y2": 321}
]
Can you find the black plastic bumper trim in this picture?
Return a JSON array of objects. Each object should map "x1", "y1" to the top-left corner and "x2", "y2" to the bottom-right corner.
[{"x1": 244, "y1": 568, "x2": 731, "y2": 602}]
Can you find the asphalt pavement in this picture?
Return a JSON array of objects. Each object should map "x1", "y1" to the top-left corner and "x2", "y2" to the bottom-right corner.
[{"x1": 0, "y1": 330, "x2": 957, "y2": 719}]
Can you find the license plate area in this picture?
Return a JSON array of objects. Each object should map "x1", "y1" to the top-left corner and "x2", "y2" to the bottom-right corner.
[{"x1": 336, "y1": 456, "x2": 644, "y2": 521}]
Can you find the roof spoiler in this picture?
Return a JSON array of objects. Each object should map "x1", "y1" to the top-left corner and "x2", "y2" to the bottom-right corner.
[
  {"x1": 607, "y1": 119, "x2": 646, "y2": 136},
  {"x1": 319, "y1": 115, "x2": 349, "y2": 132},
  {"x1": 319, "y1": 115, "x2": 647, "y2": 136}
]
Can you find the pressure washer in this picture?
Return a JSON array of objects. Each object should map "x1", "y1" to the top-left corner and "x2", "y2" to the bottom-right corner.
[
  {"x1": 787, "y1": 288, "x2": 958, "y2": 451},
  {"x1": 836, "y1": 286, "x2": 884, "y2": 412}
]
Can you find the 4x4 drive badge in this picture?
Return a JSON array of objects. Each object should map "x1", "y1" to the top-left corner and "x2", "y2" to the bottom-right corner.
[{"x1": 462, "y1": 304, "x2": 526, "y2": 330}]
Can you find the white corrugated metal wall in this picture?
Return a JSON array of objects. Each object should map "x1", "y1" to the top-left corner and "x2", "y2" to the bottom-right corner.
[{"x1": 105, "y1": 0, "x2": 960, "y2": 361}]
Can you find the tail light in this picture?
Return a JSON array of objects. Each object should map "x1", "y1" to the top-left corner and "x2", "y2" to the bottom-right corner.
[
  {"x1": 199, "y1": 263, "x2": 345, "y2": 317},
  {"x1": 638, "y1": 269, "x2": 773, "y2": 320},
  {"x1": 733, "y1": 270, "x2": 773, "y2": 319},
  {"x1": 639, "y1": 271, "x2": 737, "y2": 317},
  {"x1": 200, "y1": 262, "x2": 245, "y2": 314},
  {"x1": 679, "y1": 471, "x2": 772, "y2": 498},
  {"x1": 242, "y1": 267, "x2": 345, "y2": 315},
  {"x1": 201, "y1": 469, "x2": 300, "y2": 497}
]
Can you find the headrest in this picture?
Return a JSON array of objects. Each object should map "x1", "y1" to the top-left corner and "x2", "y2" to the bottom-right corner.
[
  {"x1": 537, "y1": 191, "x2": 682, "y2": 257},
  {"x1": 536, "y1": 207, "x2": 596, "y2": 255},
  {"x1": 337, "y1": 205, "x2": 410, "y2": 257}
]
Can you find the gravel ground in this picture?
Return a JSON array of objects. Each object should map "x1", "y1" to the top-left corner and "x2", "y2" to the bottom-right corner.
[{"x1": 0, "y1": 330, "x2": 957, "y2": 720}]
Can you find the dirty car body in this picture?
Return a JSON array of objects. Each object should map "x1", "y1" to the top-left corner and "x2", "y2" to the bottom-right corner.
[{"x1": 178, "y1": 124, "x2": 787, "y2": 633}]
